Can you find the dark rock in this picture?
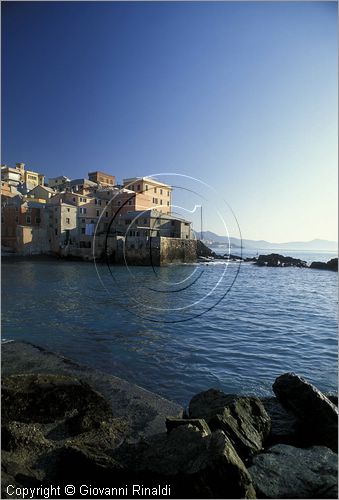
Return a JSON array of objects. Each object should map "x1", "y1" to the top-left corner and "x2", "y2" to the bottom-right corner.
[
  {"x1": 2, "y1": 374, "x2": 114, "y2": 434},
  {"x1": 260, "y1": 397, "x2": 299, "y2": 446},
  {"x1": 325, "y1": 393, "x2": 338, "y2": 407},
  {"x1": 188, "y1": 389, "x2": 271, "y2": 459},
  {"x1": 165, "y1": 417, "x2": 211, "y2": 436},
  {"x1": 255, "y1": 253, "x2": 307, "y2": 268},
  {"x1": 116, "y1": 425, "x2": 256, "y2": 498},
  {"x1": 56, "y1": 443, "x2": 124, "y2": 484},
  {"x1": 310, "y1": 258, "x2": 338, "y2": 271},
  {"x1": 197, "y1": 240, "x2": 217, "y2": 258},
  {"x1": 273, "y1": 373, "x2": 338, "y2": 451},
  {"x1": 248, "y1": 444, "x2": 338, "y2": 499}
]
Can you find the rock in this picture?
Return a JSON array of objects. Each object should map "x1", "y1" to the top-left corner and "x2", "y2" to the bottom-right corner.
[
  {"x1": 56, "y1": 443, "x2": 124, "y2": 484},
  {"x1": 116, "y1": 425, "x2": 256, "y2": 498},
  {"x1": 166, "y1": 417, "x2": 211, "y2": 436},
  {"x1": 310, "y1": 258, "x2": 338, "y2": 271},
  {"x1": 2, "y1": 374, "x2": 114, "y2": 434},
  {"x1": 255, "y1": 253, "x2": 307, "y2": 268},
  {"x1": 248, "y1": 444, "x2": 338, "y2": 499},
  {"x1": 197, "y1": 240, "x2": 217, "y2": 259},
  {"x1": 188, "y1": 389, "x2": 271, "y2": 459},
  {"x1": 1, "y1": 422, "x2": 52, "y2": 452},
  {"x1": 260, "y1": 397, "x2": 299, "y2": 446},
  {"x1": 273, "y1": 373, "x2": 338, "y2": 451}
]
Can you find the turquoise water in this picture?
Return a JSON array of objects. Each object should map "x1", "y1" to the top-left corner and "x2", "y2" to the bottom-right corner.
[{"x1": 2, "y1": 253, "x2": 337, "y2": 404}]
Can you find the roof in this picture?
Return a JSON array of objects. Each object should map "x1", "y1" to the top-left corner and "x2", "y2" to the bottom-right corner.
[
  {"x1": 28, "y1": 185, "x2": 55, "y2": 194},
  {"x1": 67, "y1": 178, "x2": 97, "y2": 187},
  {"x1": 88, "y1": 171, "x2": 115, "y2": 177},
  {"x1": 123, "y1": 177, "x2": 172, "y2": 189}
]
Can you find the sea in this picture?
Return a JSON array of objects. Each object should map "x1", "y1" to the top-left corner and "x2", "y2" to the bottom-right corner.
[{"x1": 2, "y1": 248, "x2": 338, "y2": 405}]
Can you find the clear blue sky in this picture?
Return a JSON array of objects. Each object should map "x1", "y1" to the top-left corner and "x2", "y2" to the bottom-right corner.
[{"x1": 2, "y1": 1, "x2": 337, "y2": 242}]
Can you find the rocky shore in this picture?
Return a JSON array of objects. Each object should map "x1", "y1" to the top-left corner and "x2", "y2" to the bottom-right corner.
[
  {"x1": 197, "y1": 242, "x2": 338, "y2": 271},
  {"x1": 2, "y1": 342, "x2": 338, "y2": 499}
]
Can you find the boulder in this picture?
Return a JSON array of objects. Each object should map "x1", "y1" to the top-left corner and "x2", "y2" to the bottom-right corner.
[
  {"x1": 1, "y1": 422, "x2": 52, "y2": 453},
  {"x1": 2, "y1": 374, "x2": 114, "y2": 434},
  {"x1": 188, "y1": 389, "x2": 271, "y2": 459},
  {"x1": 310, "y1": 258, "x2": 338, "y2": 271},
  {"x1": 116, "y1": 425, "x2": 256, "y2": 498},
  {"x1": 56, "y1": 443, "x2": 124, "y2": 484},
  {"x1": 273, "y1": 373, "x2": 338, "y2": 451},
  {"x1": 165, "y1": 417, "x2": 211, "y2": 436},
  {"x1": 255, "y1": 254, "x2": 307, "y2": 268},
  {"x1": 248, "y1": 444, "x2": 338, "y2": 499},
  {"x1": 260, "y1": 397, "x2": 299, "y2": 446}
]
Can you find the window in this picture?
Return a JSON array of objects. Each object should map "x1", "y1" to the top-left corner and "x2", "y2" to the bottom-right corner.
[
  {"x1": 81, "y1": 218, "x2": 85, "y2": 223},
  {"x1": 128, "y1": 200, "x2": 132, "y2": 206},
  {"x1": 95, "y1": 199, "x2": 97, "y2": 205},
  {"x1": 96, "y1": 210, "x2": 100, "y2": 216},
  {"x1": 143, "y1": 218, "x2": 147, "y2": 224},
  {"x1": 145, "y1": 185, "x2": 148, "y2": 191},
  {"x1": 167, "y1": 191, "x2": 170, "y2": 196},
  {"x1": 15, "y1": 206, "x2": 18, "y2": 212},
  {"x1": 1, "y1": 216, "x2": 4, "y2": 223},
  {"x1": 73, "y1": 198, "x2": 76, "y2": 202},
  {"x1": 125, "y1": 219, "x2": 131, "y2": 225},
  {"x1": 36, "y1": 217, "x2": 41, "y2": 224},
  {"x1": 79, "y1": 207, "x2": 87, "y2": 214},
  {"x1": 26, "y1": 216, "x2": 31, "y2": 224},
  {"x1": 105, "y1": 211, "x2": 108, "y2": 217},
  {"x1": 81, "y1": 228, "x2": 85, "y2": 234},
  {"x1": 167, "y1": 201, "x2": 170, "y2": 206},
  {"x1": 160, "y1": 189, "x2": 163, "y2": 195},
  {"x1": 160, "y1": 199, "x2": 163, "y2": 205},
  {"x1": 55, "y1": 228, "x2": 58, "y2": 235},
  {"x1": 105, "y1": 201, "x2": 108, "y2": 205},
  {"x1": 137, "y1": 184, "x2": 140, "y2": 191},
  {"x1": 66, "y1": 218, "x2": 70, "y2": 224},
  {"x1": 154, "y1": 187, "x2": 157, "y2": 193},
  {"x1": 15, "y1": 216, "x2": 18, "y2": 223},
  {"x1": 67, "y1": 208, "x2": 70, "y2": 212}
]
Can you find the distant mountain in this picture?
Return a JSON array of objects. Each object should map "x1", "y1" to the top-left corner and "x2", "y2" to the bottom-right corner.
[{"x1": 194, "y1": 231, "x2": 338, "y2": 252}]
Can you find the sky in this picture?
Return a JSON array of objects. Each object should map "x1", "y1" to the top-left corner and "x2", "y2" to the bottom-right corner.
[{"x1": 2, "y1": 1, "x2": 337, "y2": 242}]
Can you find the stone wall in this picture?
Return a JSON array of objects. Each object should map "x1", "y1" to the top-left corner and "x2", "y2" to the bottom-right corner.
[
  {"x1": 160, "y1": 237, "x2": 197, "y2": 265},
  {"x1": 99, "y1": 235, "x2": 197, "y2": 266}
]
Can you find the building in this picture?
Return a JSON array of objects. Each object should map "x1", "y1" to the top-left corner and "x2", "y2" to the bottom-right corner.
[
  {"x1": 88, "y1": 171, "x2": 116, "y2": 187},
  {"x1": 1, "y1": 199, "x2": 44, "y2": 251},
  {"x1": 47, "y1": 176, "x2": 70, "y2": 189},
  {"x1": 113, "y1": 210, "x2": 192, "y2": 239},
  {"x1": 45, "y1": 202, "x2": 78, "y2": 254},
  {"x1": 1, "y1": 165, "x2": 22, "y2": 187},
  {"x1": 64, "y1": 178, "x2": 98, "y2": 195},
  {"x1": 123, "y1": 177, "x2": 172, "y2": 214},
  {"x1": 27, "y1": 185, "x2": 55, "y2": 202},
  {"x1": 1, "y1": 163, "x2": 44, "y2": 191}
]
